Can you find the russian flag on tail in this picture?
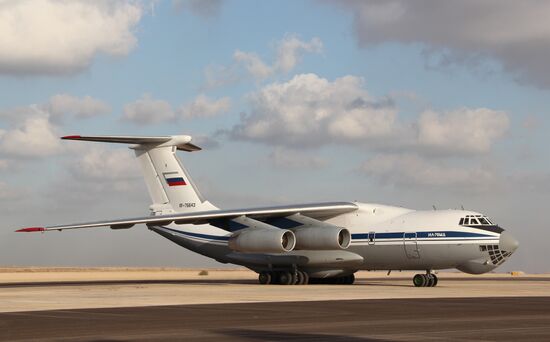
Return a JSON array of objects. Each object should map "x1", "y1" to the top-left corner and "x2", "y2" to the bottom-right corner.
[{"x1": 164, "y1": 174, "x2": 187, "y2": 186}]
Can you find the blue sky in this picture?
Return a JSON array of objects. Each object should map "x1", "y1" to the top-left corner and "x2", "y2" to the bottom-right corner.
[{"x1": 1, "y1": 0, "x2": 549, "y2": 272}]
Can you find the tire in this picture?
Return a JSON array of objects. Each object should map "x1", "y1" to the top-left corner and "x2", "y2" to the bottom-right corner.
[
  {"x1": 296, "y1": 271, "x2": 307, "y2": 285},
  {"x1": 258, "y1": 272, "x2": 271, "y2": 285},
  {"x1": 347, "y1": 274, "x2": 355, "y2": 285},
  {"x1": 413, "y1": 274, "x2": 426, "y2": 287},
  {"x1": 302, "y1": 272, "x2": 309, "y2": 285},
  {"x1": 426, "y1": 274, "x2": 435, "y2": 287},
  {"x1": 279, "y1": 271, "x2": 294, "y2": 285}
]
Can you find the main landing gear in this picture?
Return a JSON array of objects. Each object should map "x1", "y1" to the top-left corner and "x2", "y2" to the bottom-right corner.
[
  {"x1": 413, "y1": 273, "x2": 438, "y2": 287},
  {"x1": 259, "y1": 270, "x2": 309, "y2": 285},
  {"x1": 258, "y1": 271, "x2": 356, "y2": 285}
]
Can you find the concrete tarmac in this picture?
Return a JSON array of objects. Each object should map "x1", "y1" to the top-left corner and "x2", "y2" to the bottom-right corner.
[
  {"x1": 1, "y1": 270, "x2": 549, "y2": 313},
  {"x1": 2, "y1": 297, "x2": 550, "y2": 341},
  {"x1": 2, "y1": 269, "x2": 550, "y2": 341}
]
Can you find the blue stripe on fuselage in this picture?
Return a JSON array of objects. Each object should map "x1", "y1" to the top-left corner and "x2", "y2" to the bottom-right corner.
[
  {"x1": 159, "y1": 226, "x2": 495, "y2": 243},
  {"x1": 352, "y1": 231, "x2": 495, "y2": 240}
]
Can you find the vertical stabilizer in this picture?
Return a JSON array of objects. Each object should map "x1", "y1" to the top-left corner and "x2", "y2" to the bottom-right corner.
[
  {"x1": 134, "y1": 145, "x2": 216, "y2": 215},
  {"x1": 61, "y1": 134, "x2": 217, "y2": 215}
]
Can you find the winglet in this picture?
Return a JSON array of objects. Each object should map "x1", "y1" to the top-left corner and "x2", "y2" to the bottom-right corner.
[
  {"x1": 16, "y1": 227, "x2": 45, "y2": 233},
  {"x1": 61, "y1": 135, "x2": 82, "y2": 140}
]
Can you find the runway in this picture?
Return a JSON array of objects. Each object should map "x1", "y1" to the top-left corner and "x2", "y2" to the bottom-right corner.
[
  {"x1": 2, "y1": 297, "x2": 550, "y2": 341},
  {"x1": 2, "y1": 270, "x2": 550, "y2": 313},
  {"x1": 2, "y1": 269, "x2": 550, "y2": 340}
]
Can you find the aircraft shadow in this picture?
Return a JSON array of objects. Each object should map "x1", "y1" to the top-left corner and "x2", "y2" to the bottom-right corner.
[{"x1": 216, "y1": 328, "x2": 389, "y2": 342}]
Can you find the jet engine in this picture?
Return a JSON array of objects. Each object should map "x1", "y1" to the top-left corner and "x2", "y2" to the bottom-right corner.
[
  {"x1": 228, "y1": 227, "x2": 296, "y2": 253},
  {"x1": 292, "y1": 226, "x2": 351, "y2": 250}
]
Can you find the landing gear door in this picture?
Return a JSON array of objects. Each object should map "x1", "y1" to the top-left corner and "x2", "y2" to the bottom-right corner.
[{"x1": 403, "y1": 232, "x2": 420, "y2": 259}]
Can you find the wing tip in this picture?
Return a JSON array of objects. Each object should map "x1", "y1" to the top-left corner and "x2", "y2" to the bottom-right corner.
[
  {"x1": 16, "y1": 227, "x2": 45, "y2": 233},
  {"x1": 61, "y1": 135, "x2": 82, "y2": 140}
]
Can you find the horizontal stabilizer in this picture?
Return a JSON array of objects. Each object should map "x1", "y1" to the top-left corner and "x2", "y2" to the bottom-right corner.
[{"x1": 62, "y1": 135, "x2": 201, "y2": 152}]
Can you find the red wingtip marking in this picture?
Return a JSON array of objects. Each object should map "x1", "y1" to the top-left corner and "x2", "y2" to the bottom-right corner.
[
  {"x1": 16, "y1": 227, "x2": 45, "y2": 233},
  {"x1": 61, "y1": 135, "x2": 81, "y2": 140}
]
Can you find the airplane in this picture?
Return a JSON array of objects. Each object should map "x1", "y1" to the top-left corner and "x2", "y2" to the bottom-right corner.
[{"x1": 17, "y1": 134, "x2": 519, "y2": 287}]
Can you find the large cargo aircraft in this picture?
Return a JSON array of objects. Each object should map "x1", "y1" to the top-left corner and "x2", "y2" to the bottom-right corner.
[{"x1": 17, "y1": 135, "x2": 519, "y2": 286}]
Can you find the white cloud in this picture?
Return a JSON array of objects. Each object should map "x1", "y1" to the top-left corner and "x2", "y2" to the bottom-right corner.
[
  {"x1": 0, "y1": 94, "x2": 110, "y2": 123},
  {"x1": 275, "y1": 35, "x2": 323, "y2": 73},
  {"x1": 180, "y1": 94, "x2": 231, "y2": 119},
  {"x1": 45, "y1": 94, "x2": 111, "y2": 121},
  {"x1": 269, "y1": 148, "x2": 327, "y2": 169},
  {"x1": 0, "y1": 111, "x2": 62, "y2": 158},
  {"x1": 191, "y1": 135, "x2": 221, "y2": 150},
  {"x1": 122, "y1": 94, "x2": 176, "y2": 125},
  {"x1": 69, "y1": 147, "x2": 140, "y2": 182},
  {"x1": 0, "y1": 0, "x2": 142, "y2": 75},
  {"x1": 204, "y1": 34, "x2": 323, "y2": 87},
  {"x1": 330, "y1": 0, "x2": 550, "y2": 88},
  {"x1": 229, "y1": 73, "x2": 509, "y2": 156},
  {"x1": 233, "y1": 50, "x2": 273, "y2": 79},
  {"x1": 361, "y1": 153, "x2": 498, "y2": 191},
  {"x1": 229, "y1": 73, "x2": 398, "y2": 147},
  {"x1": 417, "y1": 108, "x2": 509, "y2": 155}
]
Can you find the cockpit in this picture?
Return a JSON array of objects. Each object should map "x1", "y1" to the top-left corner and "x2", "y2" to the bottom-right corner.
[
  {"x1": 459, "y1": 215, "x2": 493, "y2": 226},
  {"x1": 459, "y1": 214, "x2": 504, "y2": 233}
]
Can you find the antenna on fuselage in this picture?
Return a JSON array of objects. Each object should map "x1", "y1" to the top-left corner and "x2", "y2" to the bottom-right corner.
[
  {"x1": 461, "y1": 205, "x2": 465, "y2": 210},
  {"x1": 432, "y1": 205, "x2": 437, "y2": 211}
]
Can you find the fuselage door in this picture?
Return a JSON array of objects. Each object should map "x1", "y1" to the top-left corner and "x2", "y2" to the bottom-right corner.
[
  {"x1": 368, "y1": 231, "x2": 375, "y2": 245},
  {"x1": 403, "y1": 232, "x2": 420, "y2": 259}
]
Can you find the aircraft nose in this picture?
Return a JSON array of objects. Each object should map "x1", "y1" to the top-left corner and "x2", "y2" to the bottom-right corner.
[{"x1": 499, "y1": 231, "x2": 519, "y2": 253}]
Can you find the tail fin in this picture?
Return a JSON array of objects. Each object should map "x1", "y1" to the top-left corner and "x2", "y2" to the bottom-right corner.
[{"x1": 62, "y1": 135, "x2": 218, "y2": 215}]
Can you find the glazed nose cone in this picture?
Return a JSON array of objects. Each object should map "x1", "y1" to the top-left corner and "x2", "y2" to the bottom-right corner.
[{"x1": 499, "y1": 231, "x2": 519, "y2": 253}]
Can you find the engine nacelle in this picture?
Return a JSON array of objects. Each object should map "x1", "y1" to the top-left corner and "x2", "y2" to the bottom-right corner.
[
  {"x1": 228, "y1": 227, "x2": 296, "y2": 253},
  {"x1": 292, "y1": 226, "x2": 351, "y2": 250}
]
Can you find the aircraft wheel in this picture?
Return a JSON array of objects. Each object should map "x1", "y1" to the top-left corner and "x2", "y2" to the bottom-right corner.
[
  {"x1": 296, "y1": 271, "x2": 307, "y2": 285},
  {"x1": 302, "y1": 272, "x2": 309, "y2": 285},
  {"x1": 279, "y1": 271, "x2": 294, "y2": 285},
  {"x1": 426, "y1": 274, "x2": 435, "y2": 287},
  {"x1": 430, "y1": 274, "x2": 438, "y2": 287},
  {"x1": 258, "y1": 272, "x2": 271, "y2": 285},
  {"x1": 346, "y1": 274, "x2": 355, "y2": 285},
  {"x1": 413, "y1": 274, "x2": 426, "y2": 287}
]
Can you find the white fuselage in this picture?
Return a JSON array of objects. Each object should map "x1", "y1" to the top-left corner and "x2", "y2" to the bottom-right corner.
[{"x1": 153, "y1": 202, "x2": 516, "y2": 277}]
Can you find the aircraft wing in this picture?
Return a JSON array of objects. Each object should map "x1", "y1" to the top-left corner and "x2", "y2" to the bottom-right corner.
[{"x1": 16, "y1": 202, "x2": 358, "y2": 233}]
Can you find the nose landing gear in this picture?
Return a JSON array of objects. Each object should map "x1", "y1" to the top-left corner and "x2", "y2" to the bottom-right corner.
[{"x1": 413, "y1": 273, "x2": 438, "y2": 287}]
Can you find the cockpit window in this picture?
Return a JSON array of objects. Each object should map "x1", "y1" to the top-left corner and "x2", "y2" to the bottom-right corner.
[
  {"x1": 459, "y1": 215, "x2": 494, "y2": 226},
  {"x1": 459, "y1": 214, "x2": 503, "y2": 233},
  {"x1": 479, "y1": 217, "x2": 490, "y2": 225}
]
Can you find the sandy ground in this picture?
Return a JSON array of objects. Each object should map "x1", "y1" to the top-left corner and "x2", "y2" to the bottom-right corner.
[{"x1": 0, "y1": 268, "x2": 548, "y2": 313}]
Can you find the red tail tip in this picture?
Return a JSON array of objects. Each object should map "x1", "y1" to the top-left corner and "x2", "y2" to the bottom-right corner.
[
  {"x1": 16, "y1": 227, "x2": 45, "y2": 233},
  {"x1": 61, "y1": 135, "x2": 81, "y2": 140}
]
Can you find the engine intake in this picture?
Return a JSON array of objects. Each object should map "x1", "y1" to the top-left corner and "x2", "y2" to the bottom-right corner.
[{"x1": 228, "y1": 227, "x2": 296, "y2": 253}]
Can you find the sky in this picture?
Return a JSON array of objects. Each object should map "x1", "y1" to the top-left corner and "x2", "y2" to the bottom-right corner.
[{"x1": 0, "y1": 0, "x2": 549, "y2": 272}]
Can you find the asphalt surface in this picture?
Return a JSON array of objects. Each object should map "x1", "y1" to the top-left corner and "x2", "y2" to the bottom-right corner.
[{"x1": 2, "y1": 297, "x2": 550, "y2": 341}]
